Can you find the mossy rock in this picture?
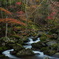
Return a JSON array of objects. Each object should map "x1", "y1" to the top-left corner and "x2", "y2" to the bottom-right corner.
[
  {"x1": 44, "y1": 56, "x2": 50, "y2": 59},
  {"x1": 17, "y1": 36, "x2": 29, "y2": 44},
  {"x1": 16, "y1": 39, "x2": 24, "y2": 44},
  {"x1": 16, "y1": 49, "x2": 35, "y2": 57},
  {"x1": 13, "y1": 43, "x2": 24, "y2": 52},
  {"x1": 39, "y1": 47, "x2": 56, "y2": 55},
  {"x1": 47, "y1": 50, "x2": 56, "y2": 56},
  {"x1": 23, "y1": 36, "x2": 29, "y2": 43},
  {"x1": 46, "y1": 41, "x2": 57, "y2": 46},
  {"x1": 32, "y1": 37, "x2": 38, "y2": 41},
  {"x1": 40, "y1": 47, "x2": 49, "y2": 51},
  {"x1": 40, "y1": 33, "x2": 47, "y2": 42},
  {"x1": 32, "y1": 43, "x2": 41, "y2": 49},
  {"x1": 53, "y1": 53, "x2": 59, "y2": 58},
  {"x1": 32, "y1": 41, "x2": 46, "y2": 49},
  {"x1": 40, "y1": 36, "x2": 47, "y2": 42}
]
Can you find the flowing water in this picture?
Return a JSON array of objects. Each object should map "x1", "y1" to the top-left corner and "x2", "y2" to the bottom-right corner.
[{"x1": 2, "y1": 38, "x2": 59, "y2": 59}]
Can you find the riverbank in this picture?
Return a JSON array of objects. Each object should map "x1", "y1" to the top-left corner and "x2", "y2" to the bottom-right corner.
[{"x1": 2, "y1": 37, "x2": 59, "y2": 59}]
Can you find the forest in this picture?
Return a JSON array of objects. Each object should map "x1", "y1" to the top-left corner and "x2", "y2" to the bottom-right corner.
[{"x1": 0, "y1": 0, "x2": 59, "y2": 59}]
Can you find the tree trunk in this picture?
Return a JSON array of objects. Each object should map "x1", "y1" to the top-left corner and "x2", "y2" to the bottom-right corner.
[{"x1": 5, "y1": 23, "x2": 8, "y2": 38}]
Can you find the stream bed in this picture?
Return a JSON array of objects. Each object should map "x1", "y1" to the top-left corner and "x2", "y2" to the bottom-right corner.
[{"x1": 2, "y1": 38, "x2": 59, "y2": 59}]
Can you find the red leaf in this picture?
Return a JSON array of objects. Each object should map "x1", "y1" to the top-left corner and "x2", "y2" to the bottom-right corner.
[{"x1": 16, "y1": 2, "x2": 22, "y2": 5}]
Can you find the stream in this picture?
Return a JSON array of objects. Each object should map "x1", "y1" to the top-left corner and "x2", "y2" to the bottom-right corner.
[{"x1": 2, "y1": 37, "x2": 59, "y2": 59}]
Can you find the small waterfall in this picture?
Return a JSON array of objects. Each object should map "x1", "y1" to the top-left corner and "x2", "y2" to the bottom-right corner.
[
  {"x1": 33, "y1": 51, "x2": 44, "y2": 56},
  {"x1": 26, "y1": 38, "x2": 40, "y2": 44},
  {"x1": 34, "y1": 38, "x2": 40, "y2": 43},
  {"x1": 27, "y1": 38, "x2": 34, "y2": 44},
  {"x1": 23, "y1": 45, "x2": 32, "y2": 49}
]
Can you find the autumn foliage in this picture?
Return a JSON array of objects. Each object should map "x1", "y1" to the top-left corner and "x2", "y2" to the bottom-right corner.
[
  {"x1": 0, "y1": 7, "x2": 12, "y2": 15},
  {"x1": 0, "y1": 7, "x2": 26, "y2": 26},
  {"x1": 16, "y1": 2, "x2": 22, "y2": 5},
  {"x1": 0, "y1": 18, "x2": 26, "y2": 26}
]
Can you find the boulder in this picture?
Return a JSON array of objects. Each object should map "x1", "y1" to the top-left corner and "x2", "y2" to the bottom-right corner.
[
  {"x1": 46, "y1": 50, "x2": 56, "y2": 56},
  {"x1": 46, "y1": 41, "x2": 57, "y2": 46},
  {"x1": 44, "y1": 56, "x2": 50, "y2": 59},
  {"x1": 53, "y1": 53, "x2": 59, "y2": 58},
  {"x1": 13, "y1": 43, "x2": 24, "y2": 52},
  {"x1": 16, "y1": 49, "x2": 35, "y2": 57},
  {"x1": 32, "y1": 41, "x2": 47, "y2": 49}
]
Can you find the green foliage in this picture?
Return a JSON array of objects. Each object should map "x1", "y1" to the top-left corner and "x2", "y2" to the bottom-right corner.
[
  {"x1": 11, "y1": 34, "x2": 20, "y2": 39},
  {"x1": 0, "y1": 46, "x2": 8, "y2": 51},
  {"x1": 0, "y1": 37, "x2": 9, "y2": 41},
  {"x1": 40, "y1": 33, "x2": 47, "y2": 42}
]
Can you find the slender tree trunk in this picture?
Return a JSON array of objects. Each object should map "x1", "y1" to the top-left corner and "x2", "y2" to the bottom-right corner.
[
  {"x1": 5, "y1": 23, "x2": 8, "y2": 38},
  {"x1": 25, "y1": 0, "x2": 28, "y2": 33}
]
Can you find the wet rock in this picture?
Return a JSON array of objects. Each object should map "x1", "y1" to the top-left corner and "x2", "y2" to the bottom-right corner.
[
  {"x1": 32, "y1": 42, "x2": 42, "y2": 49},
  {"x1": 33, "y1": 37, "x2": 38, "y2": 41},
  {"x1": 33, "y1": 35, "x2": 41, "y2": 41},
  {"x1": 46, "y1": 50, "x2": 56, "y2": 56},
  {"x1": 32, "y1": 41, "x2": 47, "y2": 49},
  {"x1": 53, "y1": 53, "x2": 59, "y2": 58},
  {"x1": 46, "y1": 41, "x2": 57, "y2": 46},
  {"x1": 44, "y1": 56, "x2": 50, "y2": 59}
]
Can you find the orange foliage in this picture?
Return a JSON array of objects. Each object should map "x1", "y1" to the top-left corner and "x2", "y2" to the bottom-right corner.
[
  {"x1": 0, "y1": 18, "x2": 26, "y2": 26},
  {"x1": 0, "y1": 7, "x2": 12, "y2": 15},
  {"x1": 0, "y1": 7, "x2": 27, "y2": 26}
]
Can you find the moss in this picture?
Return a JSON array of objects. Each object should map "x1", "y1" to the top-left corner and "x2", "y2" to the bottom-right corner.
[
  {"x1": 0, "y1": 37, "x2": 8, "y2": 41},
  {"x1": 40, "y1": 47, "x2": 49, "y2": 51},
  {"x1": 17, "y1": 39, "x2": 23, "y2": 44},
  {"x1": 13, "y1": 43, "x2": 24, "y2": 52},
  {"x1": 40, "y1": 33, "x2": 48, "y2": 42},
  {"x1": 40, "y1": 36, "x2": 47, "y2": 42},
  {"x1": 50, "y1": 43, "x2": 58, "y2": 50},
  {"x1": 23, "y1": 36, "x2": 29, "y2": 42},
  {"x1": 32, "y1": 43, "x2": 40, "y2": 49},
  {"x1": 0, "y1": 46, "x2": 8, "y2": 52},
  {"x1": 16, "y1": 49, "x2": 35, "y2": 57},
  {"x1": 11, "y1": 34, "x2": 20, "y2": 39},
  {"x1": 47, "y1": 50, "x2": 56, "y2": 55},
  {"x1": 40, "y1": 47, "x2": 56, "y2": 55},
  {"x1": 32, "y1": 41, "x2": 45, "y2": 49}
]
